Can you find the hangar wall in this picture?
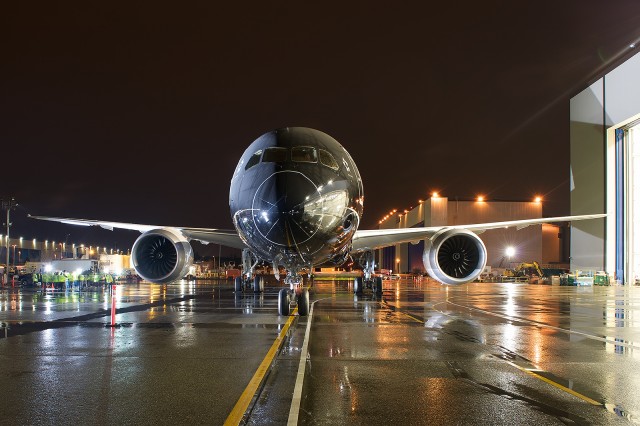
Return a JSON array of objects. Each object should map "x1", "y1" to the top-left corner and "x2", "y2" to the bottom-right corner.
[
  {"x1": 570, "y1": 51, "x2": 640, "y2": 280},
  {"x1": 377, "y1": 197, "x2": 546, "y2": 273}
]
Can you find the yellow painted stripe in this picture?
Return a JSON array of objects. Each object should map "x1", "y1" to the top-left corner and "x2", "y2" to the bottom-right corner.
[
  {"x1": 507, "y1": 361, "x2": 602, "y2": 406},
  {"x1": 401, "y1": 311, "x2": 424, "y2": 324},
  {"x1": 224, "y1": 307, "x2": 298, "y2": 425},
  {"x1": 381, "y1": 300, "x2": 423, "y2": 324}
]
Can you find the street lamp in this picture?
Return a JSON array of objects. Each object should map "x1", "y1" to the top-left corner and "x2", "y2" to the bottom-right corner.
[{"x1": 11, "y1": 245, "x2": 16, "y2": 272}]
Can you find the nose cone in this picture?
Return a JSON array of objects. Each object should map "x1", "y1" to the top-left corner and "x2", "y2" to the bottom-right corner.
[{"x1": 252, "y1": 171, "x2": 322, "y2": 247}]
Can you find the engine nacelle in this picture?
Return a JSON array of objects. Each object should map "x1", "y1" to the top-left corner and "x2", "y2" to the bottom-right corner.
[
  {"x1": 423, "y1": 229, "x2": 487, "y2": 285},
  {"x1": 131, "y1": 228, "x2": 194, "y2": 283}
]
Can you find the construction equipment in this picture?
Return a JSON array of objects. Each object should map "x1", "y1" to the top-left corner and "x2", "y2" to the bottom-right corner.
[{"x1": 513, "y1": 261, "x2": 544, "y2": 278}]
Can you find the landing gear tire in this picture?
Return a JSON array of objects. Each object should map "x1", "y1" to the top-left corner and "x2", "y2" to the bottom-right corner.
[
  {"x1": 354, "y1": 277, "x2": 363, "y2": 294},
  {"x1": 234, "y1": 277, "x2": 243, "y2": 292},
  {"x1": 253, "y1": 276, "x2": 264, "y2": 293},
  {"x1": 278, "y1": 288, "x2": 290, "y2": 316},
  {"x1": 375, "y1": 276, "x2": 383, "y2": 295},
  {"x1": 298, "y1": 288, "x2": 310, "y2": 316}
]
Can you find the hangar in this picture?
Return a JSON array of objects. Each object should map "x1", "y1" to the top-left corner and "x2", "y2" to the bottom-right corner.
[
  {"x1": 376, "y1": 196, "x2": 566, "y2": 274},
  {"x1": 570, "y1": 50, "x2": 640, "y2": 285}
]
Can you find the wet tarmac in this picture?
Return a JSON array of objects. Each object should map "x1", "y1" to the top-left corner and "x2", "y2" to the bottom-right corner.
[{"x1": 1, "y1": 279, "x2": 640, "y2": 425}]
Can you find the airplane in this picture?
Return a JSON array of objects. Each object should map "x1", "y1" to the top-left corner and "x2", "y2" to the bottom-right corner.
[{"x1": 31, "y1": 127, "x2": 605, "y2": 316}]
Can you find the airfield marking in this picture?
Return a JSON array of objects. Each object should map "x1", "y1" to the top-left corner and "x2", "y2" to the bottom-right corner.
[
  {"x1": 287, "y1": 299, "x2": 321, "y2": 426},
  {"x1": 506, "y1": 361, "x2": 602, "y2": 406},
  {"x1": 224, "y1": 307, "x2": 298, "y2": 426}
]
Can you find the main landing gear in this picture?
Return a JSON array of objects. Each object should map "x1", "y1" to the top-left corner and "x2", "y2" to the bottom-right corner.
[{"x1": 277, "y1": 271, "x2": 310, "y2": 316}]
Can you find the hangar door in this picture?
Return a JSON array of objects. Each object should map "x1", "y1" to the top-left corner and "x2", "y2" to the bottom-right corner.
[{"x1": 616, "y1": 123, "x2": 640, "y2": 285}]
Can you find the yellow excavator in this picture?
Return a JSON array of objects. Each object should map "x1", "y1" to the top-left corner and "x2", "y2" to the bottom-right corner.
[{"x1": 503, "y1": 261, "x2": 545, "y2": 279}]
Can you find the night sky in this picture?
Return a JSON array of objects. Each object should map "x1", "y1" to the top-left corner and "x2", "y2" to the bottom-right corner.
[{"x1": 3, "y1": 2, "x2": 640, "y2": 253}]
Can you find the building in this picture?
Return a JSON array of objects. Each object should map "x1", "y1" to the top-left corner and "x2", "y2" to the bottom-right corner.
[
  {"x1": 570, "y1": 50, "x2": 640, "y2": 284},
  {"x1": 376, "y1": 196, "x2": 564, "y2": 274},
  {"x1": 0, "y1": 235, "x2": 126, "y2": 269}
]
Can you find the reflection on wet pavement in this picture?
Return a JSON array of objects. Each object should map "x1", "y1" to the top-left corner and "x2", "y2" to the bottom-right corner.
[{"x1": 2, "y1": 279, "x2": 640, "y2": 424}]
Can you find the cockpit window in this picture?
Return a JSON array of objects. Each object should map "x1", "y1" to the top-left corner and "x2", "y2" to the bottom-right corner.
[
  {"x1": 318, "y1": 149, "x2": 339, "y2": 170},
  {"x1": 262, "y1": 147, "x2": 288, "y2": 163},
  {"x1": 291, "y1": 146, "x2": 317, "y2": 163},
  {"x1": 245, "y1": 150, "x2": 263, "y2": 170}
]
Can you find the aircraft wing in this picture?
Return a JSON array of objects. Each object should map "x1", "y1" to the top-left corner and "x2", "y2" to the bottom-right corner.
[
  {"x1": 29, "y1": 215, "x2": 248, "y2": 250},
  {"x1": 350, "y1": 213, "x2": 606, "y2": 252}
]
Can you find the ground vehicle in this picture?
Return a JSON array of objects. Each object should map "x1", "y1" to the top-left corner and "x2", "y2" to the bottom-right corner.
[{"x1": 17, "y1": 273, "x2": 37, "y2": 287}]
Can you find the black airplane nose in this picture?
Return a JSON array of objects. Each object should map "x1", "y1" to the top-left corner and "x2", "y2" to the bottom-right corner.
[{"x1": 252, "y1": 171, "x2": 322, "y2": 247}]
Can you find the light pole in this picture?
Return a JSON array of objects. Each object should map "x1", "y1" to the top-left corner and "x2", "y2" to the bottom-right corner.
[{"x1": 2, "y1": 197, "x2": 17, "y2": 285}]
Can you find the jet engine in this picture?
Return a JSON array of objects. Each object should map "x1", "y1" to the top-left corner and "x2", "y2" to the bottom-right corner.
[
  {"x1": 423, "y1": 229, "x2": 486, "y2": 285},
  {"x1": 131, "y1": 228, "x2": 194, "y2": 283}
]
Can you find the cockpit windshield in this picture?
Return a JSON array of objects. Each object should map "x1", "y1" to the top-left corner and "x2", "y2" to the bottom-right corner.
[
  {"x1": 245, "y1": 150, "x2": 262, "y2": 170},
  {"x1": 318, "y1": 149, "x2": 339, "y2": 170},
  {"x1": 262, "y1": 147, "x2": 288, "y2": 163},
  {"x1": 244, "y1": 146, "x2": 340, "y2": 171},
  {"x1": 291, "y1": 146, "x2": 317, "y2": 163}
]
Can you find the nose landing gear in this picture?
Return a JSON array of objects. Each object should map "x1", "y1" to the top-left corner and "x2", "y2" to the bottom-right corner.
[
  {"x1": 234, "y1": 249, "x2": 265, "y2": 293},
  {"x1": 277, "y1": 271, "x2": 310, "y2": 316},
  {"x1": 354, "y1": 250, "x2": 383, "y2": 295},
  {"x1": 354, "y1": 276, "x2": 383, "y2": 295}
]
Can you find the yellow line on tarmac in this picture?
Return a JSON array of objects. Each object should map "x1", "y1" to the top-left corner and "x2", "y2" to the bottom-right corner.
[
  {"x1": 507, "y1": 361, "x2": 602, "y2": 406},
  {"x1": 224, "y1": 307, "x2": 298, "y2": 426},
  {"x1": 381, "y1": 300, "x2": 423, "y2": 324}
]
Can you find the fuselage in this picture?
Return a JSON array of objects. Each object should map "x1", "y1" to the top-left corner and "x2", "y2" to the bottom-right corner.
[{"x1": 229, "y1": 127, "x2": 363, "y2": 271}]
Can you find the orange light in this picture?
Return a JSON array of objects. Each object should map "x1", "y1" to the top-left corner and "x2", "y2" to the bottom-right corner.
[
  {"x1": 396, "y1": 258, "x2": 400, "y2": 263},
  {"x1": 432, "y1": 192, "x2": 439, "y2": 198},
  {"x1": 534, "y1": 196, "x2": 542, "y2": 203},
  {"x1": 418, "y1": 199, "x2": 423, "y2": 203},
  {"x1": 404, "y1": 209, "x2": 408, "y2": 213},
  {"x1": 477, "y1": 195, "x2": 484, "y2": 202}
]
